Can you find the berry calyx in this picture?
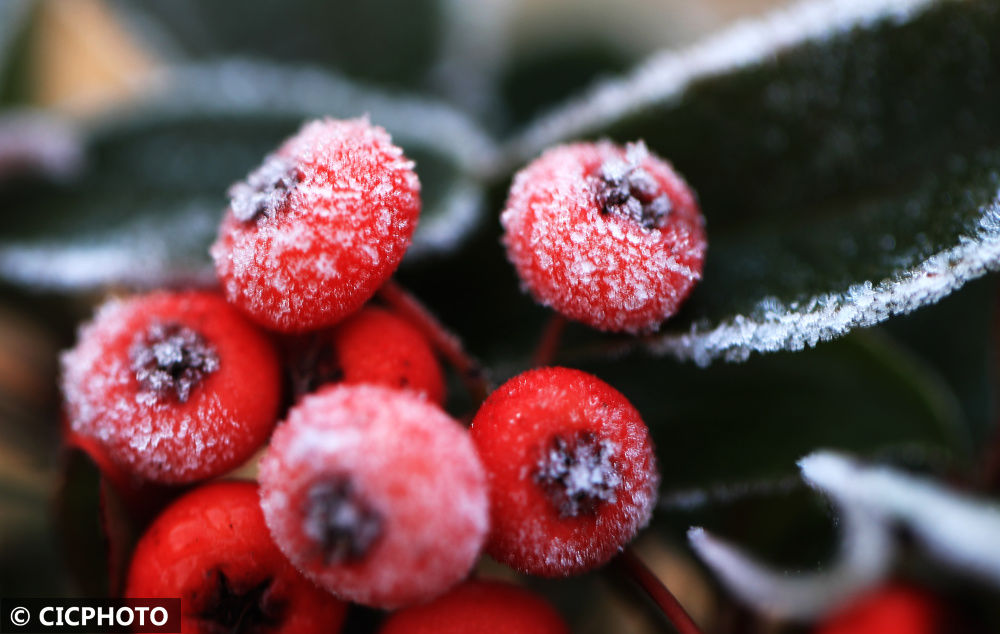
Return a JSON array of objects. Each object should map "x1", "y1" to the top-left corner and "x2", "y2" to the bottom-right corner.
[
  {"x1": 259, "y1": 384, "x2": 489, "y2": 608},
  {"x1": 60, "y1": 291, "x2": 281, "y2": 484},
  {"x1": 302, "y1": 477, "x2": 383, "y2": 564},
  {"x1": 501, "y1": 140, "x2": 706, "y2": 334},
  {"x1": 125, "y1": 481, "x2": 347, "y2": 634},
  {"x1": 288, "y1": 306, "x2": 445, "y2": 404},
  {"x1": 815, "y1": 586, "x2": 939, "y2": 634},
  {"x1": 212, "y1": 117, "x2": 421, "y2": 333},
  {"x1": 470, "y1": 367, "x2": 658, "y2": 577},
  {"x1": 379, "y1": 579, "x2": 569, "y2": 634},
  {"x1": 534, "y1": 430, "x2": 621, "y2": 517},
  {"x1": 229, "y1": 154, "x2": 303, "y2": 223},
  {"x1": 130, "y1": 322, "x2": 220, "y2": 403},
  {"x1": 595, "y1": 144, "x2": 674, "y2": 229}
]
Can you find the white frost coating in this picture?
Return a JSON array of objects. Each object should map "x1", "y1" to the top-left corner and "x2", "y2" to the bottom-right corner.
[
  {"x1": 801, "y1": 451, "x2": 1000, "y2": 588},
  {"x1": 648, "y1": 199, "x2": 1000, "y2": 365},
  {"x1": 688, "y1": 497, "x2": 894, "y2": 620},
  {"x1": 501, "y1": 0, "x2": 940, "y2": 171},
  {"x1": 0, "y1": 205, "x2": 217, "y2": 291}
]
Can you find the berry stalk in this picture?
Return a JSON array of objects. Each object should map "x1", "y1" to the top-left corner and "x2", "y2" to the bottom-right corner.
[
  {"x1": 378, "y1": 280, "x2": 490, "y2": 404},
  {"x1": 616, "y1": 547, "x2": 703, "y2": 634},
  {"x1": 532, "y1": 314, "x2": 567, "y2": 367}
]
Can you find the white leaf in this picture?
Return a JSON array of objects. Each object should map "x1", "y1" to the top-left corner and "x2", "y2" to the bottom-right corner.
[
  {"x1": 687, "y1": 496, "x2": 893, "y2": 620},
  {"x1": 800, "y1": 451, "x2": 1000, "y2": 587}
]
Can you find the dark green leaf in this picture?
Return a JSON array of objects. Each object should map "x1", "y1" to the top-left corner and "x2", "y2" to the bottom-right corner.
[
  {"x1": 500, "y1": 0, "x2": 1000, "y2": 364},
  {"x1": 573, "y1": 330, "x2": 968, "y2": 493},
  {"x1": 497, "y1": 42, "x2": 634, "y2": 132},
  {"x1": 111, "y1": 0, "x2": 444, "y2": 89},
  {"x1": 0, "y1": 62, "x2": 495, "y2": 290}
]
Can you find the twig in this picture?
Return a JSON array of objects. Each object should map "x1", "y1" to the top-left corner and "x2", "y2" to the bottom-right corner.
[
  {"x1": 532, "y1": 314, "x2": 566, "y2": 367},
  {"x1": 616, "y1": 546, "x2": 704, "y2": 634}
]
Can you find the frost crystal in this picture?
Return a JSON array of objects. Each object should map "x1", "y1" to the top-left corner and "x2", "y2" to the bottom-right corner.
[
  {"x1": 228, "y1": 154, "x2": 302, "y2": 222},
  {"x1": 534, "y1": 431, "x2": 621, "y2": 517},
  {"x1": 130, "y1": 322, "x2": 219, "y2": 403},
  {"x1": 303, "y1": 477, "x2": 384, "y2": 564},
  {"x1": 595, "y1": 141, "x2": 673, "y2": 230}
]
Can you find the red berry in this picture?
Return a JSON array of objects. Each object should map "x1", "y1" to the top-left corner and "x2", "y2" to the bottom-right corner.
[
  {"x1": 259, "y1": 384, "x2": 489, "y2": 608},
  {"x1": 126, "y1": 481, "x2": 347, "y2": 634},
  {"x1": 470, "y1": 367, "x2": 658, "y2": 577},
  {"x1": 60, "y1": 291, "x2": 281, "y2": 484},
  {"x1": 211, "y1": 117, "x2": 421, "y2": 332},
  {"x1": 379, "y1": 579, "x2": 569, "y2": 634},
  {"x1": 501, "y1": 140, "x2": 706, "y2": 333},
  {"x1": 815, "y1": 586, "x2": 939, "y2": 634},
  {"x1": 289, "y1": 306, "x2": 445, "y2": 404}
]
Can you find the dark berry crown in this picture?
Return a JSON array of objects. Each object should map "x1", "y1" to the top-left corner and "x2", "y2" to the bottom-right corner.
[
  {"x1": 303, "y1": 477, "x2": 384, "y2": 564},
  {"x1": 534, "y1": 430, "x2": 622, "y2": 518},
  {"x1": 228, "y1": 154, "x2": 303, "y2": 223},
  {"x1": 594, "y1": 141, "x2": 673, "y2": 230},
  {"x1": 130, "y1": 321, "x2": 220, "y2": 403}
]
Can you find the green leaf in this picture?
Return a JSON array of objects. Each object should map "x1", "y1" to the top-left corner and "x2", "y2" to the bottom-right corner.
[
  {"x1": 572, "y1": 329, "x2": 968, "y2": 494},
  {"x1": 497, "y1": 42, "x2": 635, "y2": 132},
  {"x1": 110, "y1": 0, "x2": 444, "y2": 89},
  {"x1": 499, "y1": 0, "x2": 1000, "y2": 365},
  {"x1": 0, "y1": 61, "x2": 496, "y2": 290}
]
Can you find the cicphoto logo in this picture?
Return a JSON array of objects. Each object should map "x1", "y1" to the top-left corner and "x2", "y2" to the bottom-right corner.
[{"x1": 0, "y1": 599, "x2": 180, "y2": 633}]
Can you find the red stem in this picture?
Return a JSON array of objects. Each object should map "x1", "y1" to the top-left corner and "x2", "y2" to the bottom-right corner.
[
  {"x1": 532, "y1": 314, "x2": 567, "y2": 367},
  {"x1": 617, "y1": 547, "x2": 704, "y2": 634},
  {"x1": 378, "y1": 280, "x2": 490, "y2": 404}
]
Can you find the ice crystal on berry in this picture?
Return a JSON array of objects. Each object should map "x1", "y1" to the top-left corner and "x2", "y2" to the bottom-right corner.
[
  {"x1": 130, "y1": 322, "x2": 220, "y2": 403},
  {"x1": 594, "y1": 141, "x2": 673, "y2": 230},
  {"x1": 228, "y1": 154, "x2": 302, "y2": 222},
  {"x1": 534, "y1": 431, "x2": 621, "y2": 517},
  {"x1": 303, "y1": 478, "x2": 384, "y2": 564}
]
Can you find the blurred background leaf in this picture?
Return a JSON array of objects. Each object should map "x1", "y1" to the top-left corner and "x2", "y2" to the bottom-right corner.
[
  {"x1": 110, "y1": 0, "x2": 444, "y2": 89},
  {"x1": 0, "y1": 61, "x2": 495, "y2": 290},
  {"x1": 0, "y1": 0, "x2": 37, "y2": 106}
]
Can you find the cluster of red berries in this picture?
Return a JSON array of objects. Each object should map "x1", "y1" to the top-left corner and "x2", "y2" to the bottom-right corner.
[{"x1": 60, "y1": 116, "x2": 704, "y2": 631}]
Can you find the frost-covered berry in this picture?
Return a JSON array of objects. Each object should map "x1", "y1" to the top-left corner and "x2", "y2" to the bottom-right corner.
[
  {"x1": 380, "y1": 580, "x2": 569, "y2": 634},
  {"x1": 815, "y1": 586, "x2": 939, "y2": 634},
  {"x1": 126, "y1": 481, "x2": 347, "y2": 634},
  {"x1": 211, "y1": 117, "x2": 421, "y2": 332},
  {"x1": 501, "y1": 140, "x2": 706, "y2": 334},
  {"x1": 259, "y1": 384, "x2": 488, "y2": 608},
  {"x1": 470, "y1": 367, "x2": 658, "y2": 577},
  {"x1": 60, "y1": 291, "x2": 281, "y2": 484},
  {"x1": 288, "y1": 306, "x2": 444, "y2": 404}
]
